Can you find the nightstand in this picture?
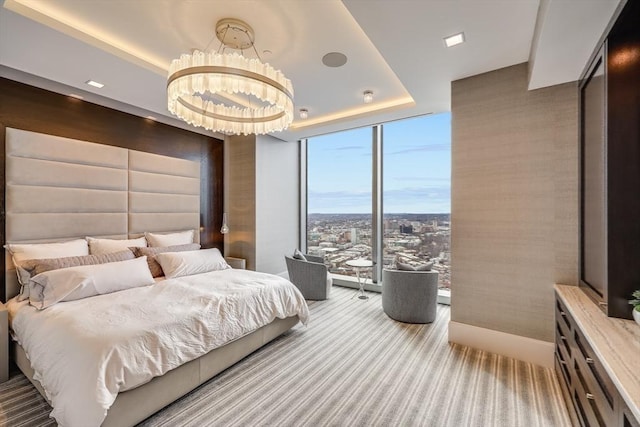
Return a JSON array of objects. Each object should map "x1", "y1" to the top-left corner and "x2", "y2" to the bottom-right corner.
[
  {"x1": 225, "y1": 257, "x2": 246, "y2": 270},
  {"x1": 0, "y1": 301, "x2": 8, "y2": 383}
]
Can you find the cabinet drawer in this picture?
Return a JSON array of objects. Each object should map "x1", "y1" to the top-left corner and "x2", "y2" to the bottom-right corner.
[
  {"x1": 623, "y1": 410, "x2": 640, "y2": 427},
  {"x1": 556, "y1": 298, "x2": 574, "y2": 332},
  {"x1": 556, "y1": 325, "x2": 571, "y2": 364},
  {"x1": 574, "y1": 328, "x2": 615, "y2": 410},
  {"x1": 574, "y1": 358, "x2": 609, "y2": 426},
  {"x1": 555, "y1": 300, "x2": 573, "y2": 356},
  {"x1": 555, "y1": 351, "x2": 571, "y2": 388},
  {"x1": 574, "y1": 353, "x2": 615, "y2": 426}
]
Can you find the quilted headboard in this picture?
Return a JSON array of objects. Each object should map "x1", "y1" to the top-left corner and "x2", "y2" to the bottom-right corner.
[{"x1": 4, "y1": 127, "x2": 201, "y2": 300}]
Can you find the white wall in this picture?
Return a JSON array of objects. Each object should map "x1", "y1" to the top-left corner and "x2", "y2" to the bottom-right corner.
[
  {"x1": 255, "y1": 135, "x2": 299, "y2": 275},
  {"x1": 224, "y1": 134, "x2": 299, "y2": 275}
]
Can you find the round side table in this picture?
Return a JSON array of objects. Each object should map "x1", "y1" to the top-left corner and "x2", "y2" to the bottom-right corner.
[{"x1": 345, "y1": 259, "x2": 373, "y2": 300}]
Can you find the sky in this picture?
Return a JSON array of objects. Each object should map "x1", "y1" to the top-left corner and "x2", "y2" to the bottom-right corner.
[{"x1": 307, "y1": 112, "x2": 451, "y2": 214}]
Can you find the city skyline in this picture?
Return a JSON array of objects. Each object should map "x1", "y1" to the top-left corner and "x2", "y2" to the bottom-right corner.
[{"x1": 307, "y1": 212, "x2": 451, "y2": 289}]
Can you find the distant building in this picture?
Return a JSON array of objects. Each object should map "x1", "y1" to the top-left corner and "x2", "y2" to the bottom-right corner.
[
  {"x1": 399, "y1": 224, "x2": 413, "y2": 234},
  {"x1": 306, "y1": 213, "x2": 450, "y2": 286}
]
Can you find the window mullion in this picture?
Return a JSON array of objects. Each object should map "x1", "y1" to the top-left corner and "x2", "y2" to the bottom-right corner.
[
  {"x1": 372, "y1": 125, "x2": 383, "y2": 283},
  {"x1": 299, "y1": 138, "x2": 307, "y2": 252}
]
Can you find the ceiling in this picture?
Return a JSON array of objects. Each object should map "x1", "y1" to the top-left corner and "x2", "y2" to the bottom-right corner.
[{"x1": 0, "y1": 0, "x2": 622, "y2": 142}]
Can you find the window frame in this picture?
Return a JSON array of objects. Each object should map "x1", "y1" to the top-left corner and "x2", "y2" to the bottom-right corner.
[{"x1": 300, "y1": 120, "x2": 450, "y2": 304}]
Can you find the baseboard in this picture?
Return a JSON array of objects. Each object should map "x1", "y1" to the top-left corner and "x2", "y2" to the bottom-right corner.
[{"x1": 448, "y1": 321, "x2": 554, "y2": 368}]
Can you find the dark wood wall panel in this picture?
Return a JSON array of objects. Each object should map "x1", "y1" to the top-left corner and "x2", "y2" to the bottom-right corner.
[
  {"x1": 0, "y1": 77, "x2": 224, "y2": 301},
  {"x1": 579, "y1": 0, "x2": 640, "y2": 319},
  {"x1": 605, "y1": 0, "x2": 640, "y2": 318}
]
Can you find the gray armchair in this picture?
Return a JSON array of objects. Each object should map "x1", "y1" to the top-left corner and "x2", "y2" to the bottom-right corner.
[
  {"x1": 285, "y1": 254, "x2": 331, "y2": 300},
  {"x1": 382, "y1": 268, "x2": 439, "y2": 323}
]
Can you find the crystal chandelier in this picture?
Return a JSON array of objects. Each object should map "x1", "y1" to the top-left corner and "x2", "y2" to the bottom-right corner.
[{"x1": 167, "y1": 19, "x2": 294, "y2": 135}]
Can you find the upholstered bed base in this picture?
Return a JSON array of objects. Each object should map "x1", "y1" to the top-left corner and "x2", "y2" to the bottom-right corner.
[
  {"x1": 4, "y1": 127, "x2": 301, "y2": 425},
  {"x1": 14, "y1": 315, "x2": 299, "y2": 427}
]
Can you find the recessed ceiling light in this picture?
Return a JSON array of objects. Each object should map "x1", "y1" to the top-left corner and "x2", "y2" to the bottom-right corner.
[
  {"x1": 363, "y1": 90, "x2": 373, "y2": 104},
  {"x1": 299, "y1": 109, "x2": 308, "y2": 119},
  {"x1": 146, "y1": 116, "x2": 157, "y2": 121},
  {"x1": 68, "y1": 94, "x2": 84, "y2": 100},
  {"x1": 85, "y1": 80, "x2": 104, "y2": 88},
  {"x1": 444, "y1": 32, "x2": 465, "y2": 48}
]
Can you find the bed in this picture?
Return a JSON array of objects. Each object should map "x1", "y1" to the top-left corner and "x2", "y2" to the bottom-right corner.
[{"x1": 2, "y1": 128, "x2": 309, "y2": 426}]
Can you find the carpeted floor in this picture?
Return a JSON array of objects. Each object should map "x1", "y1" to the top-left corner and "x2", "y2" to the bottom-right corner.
[{"x1": 0, "y1": 286, "x2": 571, "y2": 426}]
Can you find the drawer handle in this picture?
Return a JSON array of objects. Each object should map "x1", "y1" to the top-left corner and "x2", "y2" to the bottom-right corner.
[
  {"x1": 586, "y1": 393, "x2": 595, "y2": 400},
  {"x1": 560, "y1": 311, "x2": 566, "y2": 317},
  {"x1": 560, "y1": 335, "x2": 567, "y2": 341},
  {"x1": 586, "y1": 357, "x2": 595, "y2": 364},
  {"x1": 559, "y1": 360, "x2": 567, "y2": 365}
]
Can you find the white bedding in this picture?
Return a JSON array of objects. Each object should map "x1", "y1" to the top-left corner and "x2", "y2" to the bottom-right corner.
[{"x1": 7, "y1": 269, "x2": 309, "y2": 427}]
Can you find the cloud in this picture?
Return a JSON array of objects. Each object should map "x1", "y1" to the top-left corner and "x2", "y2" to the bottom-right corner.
[
  {"x1": 329, "y1": 146, "x2": 365, "y2": 151},
  {"x1": 392, "y1": 176, "x2": 450, "y2": 182},
  {"x1": 387, "y1": 143, "x2": 450, "y2": 155},
  {"x1": 307, "y1": 185, "x2": 450, "y2": 213},
  {"x1": 384, "y1": 186, "x2": 450, "y2": 200},
  {"x1": 308, "y1": 190, "x2": 371, "y2": 202},
  {"x1": 383, "y1": 186, "x2": 451, "y2": 213}
]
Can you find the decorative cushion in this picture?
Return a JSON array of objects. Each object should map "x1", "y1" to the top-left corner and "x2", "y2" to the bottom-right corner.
[
  {"x1": 395, "y1": 256, "x2": 433, "y2": 271},
  {"x1": 5, "y1": 239, "x2": 90, "y2": 301},
  {"x1": 145, "y1": 230, "x2": 194, "y2": 247},
  {"x1": 131, "y1": 243, "x2": 201, "y2": 277},
  {"x1": 18, "y1": 250, "x2": 135, "y2": 284},
  {"x1": 293, "y1": 249, "x2": 307, "y2": 261},
  {"x1": 29, "y1": 256, "x2": 155, "y2": 309},
  {"x1": 155, "y1": 248, "x2": 230, "y2": 279},
  {"x1": 87, "y1": 236, "x2": 147, "y2": 255},
  {"x1": 415, "y1": 262, "x2": 434, "y2": 271}
]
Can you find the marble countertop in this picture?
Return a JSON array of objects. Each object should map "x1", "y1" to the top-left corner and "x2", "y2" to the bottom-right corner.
[{"x1": 555, "y1": 285, "x2": 640, "y2": 422}]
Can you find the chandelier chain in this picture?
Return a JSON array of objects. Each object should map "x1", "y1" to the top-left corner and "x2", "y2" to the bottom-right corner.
[
  {"x1": 202, "y1": 33, "x2": 218, "y2": 53},
  {"x1": 214, "y1": 23, "x2": 263, "y2": 62},
  {"x1": 216, "y1": 25, "x2": 231, "y2": 54},
  {"x1": 250, "y1": 41, "x2": 263, "y2": 63}
]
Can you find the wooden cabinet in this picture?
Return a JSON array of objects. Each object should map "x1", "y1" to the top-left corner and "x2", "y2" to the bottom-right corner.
[
  {"x1": 579, "y1": 0, "x2": 640, "y2": 319},
  {"x1": 224, "y1": 256, "x2": 246, "y2": 270},
  {"x1": 555, "y1": 288, "x2": 640, "y2": 427},
  {"x1": 622, "y1": 403, "x2": 640, "y2": 427}
]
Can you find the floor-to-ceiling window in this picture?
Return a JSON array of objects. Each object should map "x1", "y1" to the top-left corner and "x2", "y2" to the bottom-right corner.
[
  {"x1": 303, "y1": 113, "x2": 451, "y2": 293},
  {"x1": 383, "y1": 114, "x2": 451, "y2": 291},
  {"x1": 306, "y1": 127, "x2": 372, "y2": 278}
]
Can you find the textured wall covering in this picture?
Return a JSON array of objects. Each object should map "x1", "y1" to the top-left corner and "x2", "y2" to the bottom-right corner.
[
  {"x1": 225, "y1": 135, "x2": 257, "y2": 270},
  {"x1": 451, "y1": 63, "x2": 578, "y2": 342}
]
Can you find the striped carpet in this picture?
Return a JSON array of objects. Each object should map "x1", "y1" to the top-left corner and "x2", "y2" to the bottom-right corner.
[{"x1": 0, "y1": 286, "x2": 570, "y2": 427}]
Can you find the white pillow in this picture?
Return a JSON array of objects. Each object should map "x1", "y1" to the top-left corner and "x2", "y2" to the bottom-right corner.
[
  {"x1": 4, "y1": 239, "x2": 90, "y2": 301},
  {"x1": 155, "y1": 248, "x2": 230, "y2": 279},
  {"x1": 87, "y1": 236, "x2": 147, "y2": 255},
  {"x1": 5, "y1": 239, "x2": 89, "y2": 264},
  {"x1": 145, "y1": 230, "x2": 194, "y2": 247},
  {"x1": 29, "y1": 256, "x2": 155, "y2": 309}
]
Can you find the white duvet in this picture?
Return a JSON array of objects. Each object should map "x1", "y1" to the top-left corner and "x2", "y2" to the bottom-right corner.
[{"x1": 7, "y1": 269, "x2": 309, "y2": 427}]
